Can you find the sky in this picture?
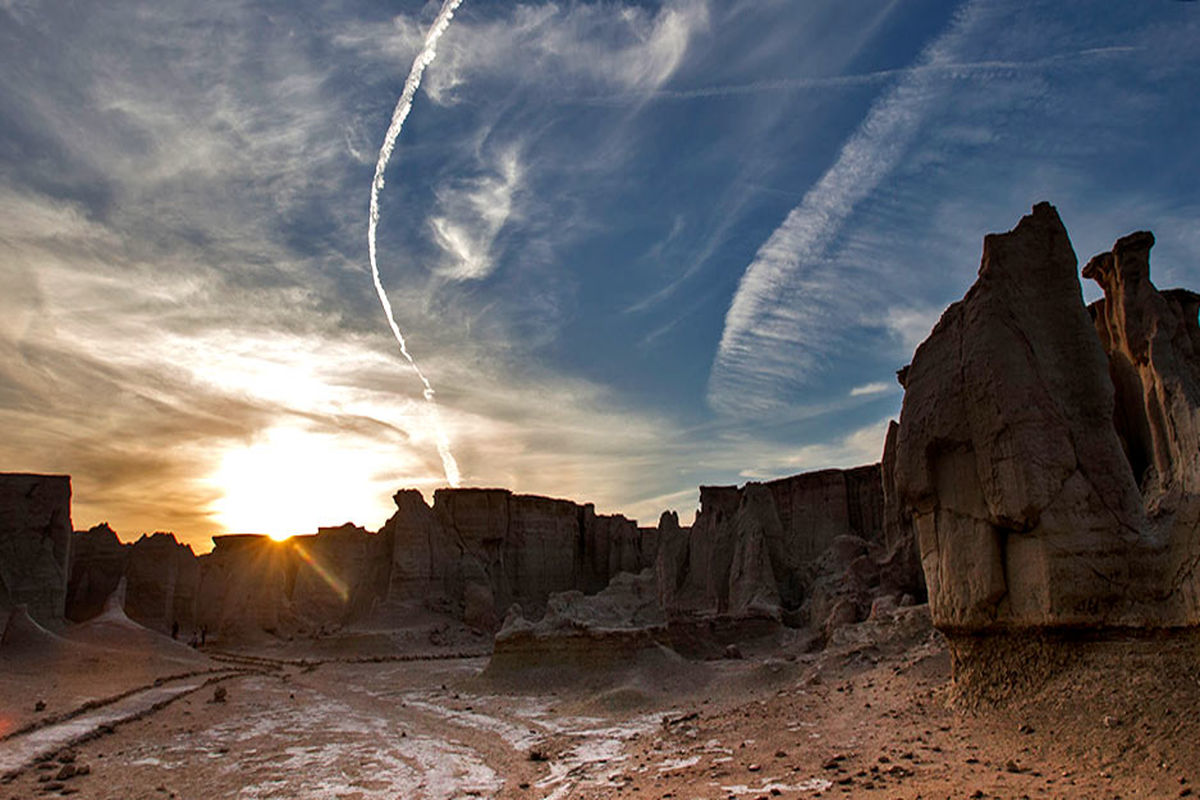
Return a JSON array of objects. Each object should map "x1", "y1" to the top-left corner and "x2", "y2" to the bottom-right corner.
[{"x1": 1, "y1": 0, "x2": 1198, "y2": 551}]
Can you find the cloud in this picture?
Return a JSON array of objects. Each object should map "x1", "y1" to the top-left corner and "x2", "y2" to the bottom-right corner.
[
  {"x1": 703, "y1": 0, "x2": 1172, "y2": 419},
  {"x1": 335, "y1": 0, "x2": 710, "y2": 106},
  {"x1": 707, "y1": 1, "x2": 986, "y2": 415},
  {"x1": 849, "y1": 382, "x2": 891, "y2": 397},
  {"x1": 429, "y1": 147, "x2": 523, "y2": 281}
]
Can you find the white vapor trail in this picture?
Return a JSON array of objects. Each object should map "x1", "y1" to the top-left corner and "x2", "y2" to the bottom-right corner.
[{"x1": 368, "y1": 0, "x2": 464, "y2": 487}]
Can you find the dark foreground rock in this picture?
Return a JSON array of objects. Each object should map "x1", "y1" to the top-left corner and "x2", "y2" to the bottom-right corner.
[{"x1": 0, "y1": 473, "x2": 73, "y2": 627}]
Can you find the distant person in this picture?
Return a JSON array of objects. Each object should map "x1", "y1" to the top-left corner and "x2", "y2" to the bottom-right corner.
[
  {"x1": 188, "y1": 630, "x2": 199, "y2": 648},
  {"x1": 200, "y1": 626, "x2": 208, "y2": 647},
  {"x1": 171, "y1": 620, "x2": 179, "y2": 640}
]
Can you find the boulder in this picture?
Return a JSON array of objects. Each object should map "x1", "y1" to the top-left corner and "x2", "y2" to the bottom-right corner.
[{"x1": 0, "y1": 474, "x2": 73, "y2": 627}]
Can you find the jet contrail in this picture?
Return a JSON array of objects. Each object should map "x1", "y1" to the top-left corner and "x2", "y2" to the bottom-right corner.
[{"x1": 368, "y1": 0, "x2": 464, "y2": 487}]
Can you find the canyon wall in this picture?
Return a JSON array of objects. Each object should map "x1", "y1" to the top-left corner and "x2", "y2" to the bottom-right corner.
[
  {"x1": 655, "y1": 465, "x2": 921, "y2": 633},
  {"x1": 382, "y1": 488, "x2": 653, "y2": 629},
  {"x1": 0, "y1": 473, "x2": 73, "y2": 627},
  {"x1": 889, "y1": 202, "x2": 1200, "y2": 638}
]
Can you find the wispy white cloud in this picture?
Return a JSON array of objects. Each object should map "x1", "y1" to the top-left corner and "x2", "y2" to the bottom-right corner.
[
  {"x1": 707, "y1": 1, "x2": 984, "y2": 415},
  {"x1": 335, "y1": 0, "x2": 710, "y2": 105},
  {"x1": 849, "y1": 382, "x2": 891, "y2": 397},
  {"x1": 705, "y1": 4, "x2": 1152, "y2": 416},
  {"x1": 430, "y1": 147, "x2": 523, "y2": 281}
]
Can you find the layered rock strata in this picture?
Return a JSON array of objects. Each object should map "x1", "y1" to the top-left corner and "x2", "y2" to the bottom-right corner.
[
  {"x1": 890, "y1": 202, "x2": 1200, "y2": 638},
  {"x1": 655, "y1": 465, "x2": 917, "y2": 636},
  {"x1": 0, "y1": 473, "x2": 73, "y2": 627},
  {"x1": 382, "y1": 488, "x2": 654, "y2": 629}
]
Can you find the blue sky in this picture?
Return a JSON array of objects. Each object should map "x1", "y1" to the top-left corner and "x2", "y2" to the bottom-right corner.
[{"x1": 1, "y1": 0, "x2": 1197, "y2": 549}]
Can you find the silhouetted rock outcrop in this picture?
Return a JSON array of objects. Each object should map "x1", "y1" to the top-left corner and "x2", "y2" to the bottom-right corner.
[
  {"x1": 66, "y1": 523, "x2": 127, "y2": 623},
  {"x1": 381, "y1": 488, "x2": 655, "y2": 629},
  {"x1": 891, "y1": 203, "x2": 1200, "y2": 648},
  {"x1": 0, "y1": 473, "x2": 73, "y2": 627}
]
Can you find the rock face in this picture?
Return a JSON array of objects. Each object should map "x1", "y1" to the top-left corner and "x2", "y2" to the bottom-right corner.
[
  {"x1": 890, "y1": 202, "x2": 1200, "y2": 634},
  {"x1": 0, "y1": 474, "x2": 73, "y2": 627},
  {"x1": 125, "y1": 533, "x2": 199, "y2": 632},
  {"x1": 290, "y1": 524, "x2": 392, "y2": 624},
  {"x1": 656, "y1": 467, "x2": 892, "y2": 623},
  {"x1": 66, "y1": 523, "x2": 128, "y2": 624},
  {"x1": 382, "y1": 489, "x2": 655, "y2": 629}
]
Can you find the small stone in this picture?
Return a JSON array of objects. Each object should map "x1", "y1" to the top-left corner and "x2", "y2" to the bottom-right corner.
[
  {"x1": 34, "y1": 701, "x2": 46, "y2": 712},
  {"x1": 211, "y1": 686, "x2": 227, "y2": 704},
  {"x1": 1005, "y1": 760, "x2": 1022, "y2": 773},
  {"x1": 1018, "y1": 724, "x2": 1034, "y2": 734},
  {"x1": 747, "y1": 764, "x2": 761, "y2": 772},
  {"x1": 1103, "y1": 715, "x2": 1120, "y2": 728},
  {"x1": 724, "y1": 644, "x2": 743, "y2": 660}
]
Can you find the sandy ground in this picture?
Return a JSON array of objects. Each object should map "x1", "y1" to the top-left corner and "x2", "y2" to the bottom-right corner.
[{"x1": 2, "y1": 608, "x2": 1198, "y2": 799}]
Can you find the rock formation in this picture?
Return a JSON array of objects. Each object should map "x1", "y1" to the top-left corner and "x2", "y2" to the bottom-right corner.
[
  {"x1": 290, "y1": 523, "x2": 392, "y2": 624},
  {"x1": 889, "y1": 202, "x2": 1200, "y2": 640},
  {"x1": 65, "y1": 523, "x2": 127, "y2": 624},
  {"x1": 655, "y1": 466, "x2": 910, "y2": 634},
  {"x1": 51, "y1": 466, "x2": 915, "y2": 646},
  {"x1": 382, "y1": 488, "x2": 655, "y2": 629},
  {"x1": 0, "y1": 473, "x2": 73, "y2": 627},
  {"x1": 488, "y1": 569, "x2": 668, "y2": 675}
]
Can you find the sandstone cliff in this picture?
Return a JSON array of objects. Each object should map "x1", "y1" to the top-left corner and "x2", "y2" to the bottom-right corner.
[
  {"x1": 0, "y1": 473, "x2": 73, "y2": 627},
  {"x1": 655, "y1": 465, "x2": 914, "y2": 634},
  {"x1": 382, "y1": 488, "x2": 655, "y2": 629},
  {"x1": 890, "y1": 202, "x2": 1200, "y2": 636}
]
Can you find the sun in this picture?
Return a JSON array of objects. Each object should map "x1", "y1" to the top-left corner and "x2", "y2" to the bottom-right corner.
[{"x1": 208, "y1": 426, "x2": 381, "y2": 540}]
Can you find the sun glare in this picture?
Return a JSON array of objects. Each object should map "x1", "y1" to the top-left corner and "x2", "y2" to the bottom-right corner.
[{"x1": 209, "y1": 427, "x2": 384, "y2": 540}]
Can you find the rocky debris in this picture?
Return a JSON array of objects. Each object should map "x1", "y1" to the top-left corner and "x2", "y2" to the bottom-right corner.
[
  {"x1": 0, "y1": 474, "x2": 73, "y2": 627},
  {"x1": 487, "y1": 569, "x2": 672, "y2": 675},
  {"x1": 889, "y1": 202, "x2": 1200, "y2": 689}
]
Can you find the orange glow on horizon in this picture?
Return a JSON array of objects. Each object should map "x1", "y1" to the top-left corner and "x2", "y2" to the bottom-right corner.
[{"x1": 206, "y1": 426, "x2": 394, "y2": 541}]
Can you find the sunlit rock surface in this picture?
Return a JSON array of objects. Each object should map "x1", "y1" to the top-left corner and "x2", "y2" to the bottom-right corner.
[
  {"x1": 892, "y1": 202, "x2": 1200, "y2": 634},
  {"x1": 0, "y1": 473, "x2": 73, "y2": 627}
]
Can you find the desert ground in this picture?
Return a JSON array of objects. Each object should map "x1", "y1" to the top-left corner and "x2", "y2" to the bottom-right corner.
[{"x1": 3, "y1": 604, "x2": 1197, "y2": 800}]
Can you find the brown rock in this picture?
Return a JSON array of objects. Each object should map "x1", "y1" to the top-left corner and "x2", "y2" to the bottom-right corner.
[
  {"x1": 0, "y1": 473, "x2": 73, "y2": 627},
  {"x1": 893, "y1": 202, "x2": 1200, "y2": 637}
]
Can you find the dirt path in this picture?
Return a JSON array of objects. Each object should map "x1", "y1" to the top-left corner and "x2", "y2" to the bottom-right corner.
[{"x1": 0, "y1": 671, "x2": 246, "y2": 779}]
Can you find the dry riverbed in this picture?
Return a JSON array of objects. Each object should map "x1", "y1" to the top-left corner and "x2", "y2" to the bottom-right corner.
[{"x1": 2, "y1": 610, "x2": 1197, "y2": 799}]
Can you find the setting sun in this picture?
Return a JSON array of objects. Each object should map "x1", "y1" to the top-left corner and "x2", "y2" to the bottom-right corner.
[{"x1": 208, "y1": 426, "x2": 388, "y2": 540}]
